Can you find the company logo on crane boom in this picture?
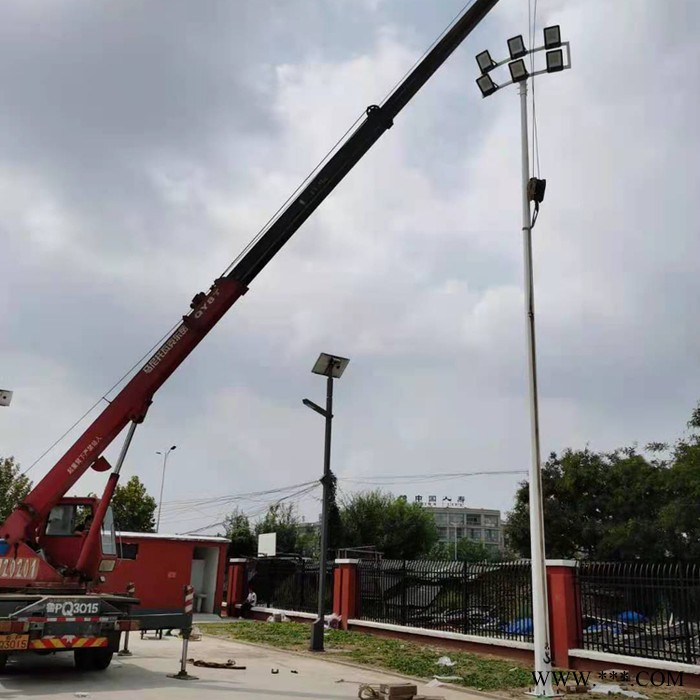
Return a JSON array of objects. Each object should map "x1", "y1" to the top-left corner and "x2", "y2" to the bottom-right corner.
[{"x1": 142, "y1": 325, "x2": 189, "y2": 374}]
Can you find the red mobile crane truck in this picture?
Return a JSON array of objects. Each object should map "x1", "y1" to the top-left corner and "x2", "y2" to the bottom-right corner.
[{"x1": 0, "y1": 0, "x2": 499, "y2": 672}]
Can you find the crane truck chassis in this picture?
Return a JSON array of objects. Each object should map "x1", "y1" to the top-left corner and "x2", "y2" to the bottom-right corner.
[{"x1": 0, "y1": 0, "x2": 499, "y2": 672}]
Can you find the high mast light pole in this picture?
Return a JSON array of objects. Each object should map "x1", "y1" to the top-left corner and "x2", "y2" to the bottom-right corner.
[{"x1": 474, "y1": 26, "x2": 571, "y2": 699}]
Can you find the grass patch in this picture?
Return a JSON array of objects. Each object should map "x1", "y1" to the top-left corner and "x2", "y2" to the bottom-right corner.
[
  {"x1": 202, "y1": 621, "x2": 700, "y2": 698},
  {"x1": 201, "y1": 620, "x2": 532, "y2": 691}
]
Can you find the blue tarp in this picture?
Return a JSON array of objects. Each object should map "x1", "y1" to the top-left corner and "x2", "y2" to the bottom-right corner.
[
  {"x1": 505, "y1": 617, "x2": 533, "y2": 635},
  {"x1": 616, "y1": 610, "x2": 647, "y2": 623}
]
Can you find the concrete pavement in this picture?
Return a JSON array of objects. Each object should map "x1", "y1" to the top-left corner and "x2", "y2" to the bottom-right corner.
[{"x1": 0, "y1": 631, "x2": 491, "y2": 699}]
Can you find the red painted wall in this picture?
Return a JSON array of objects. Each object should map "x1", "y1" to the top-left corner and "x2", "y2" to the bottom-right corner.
[{"x1": 94, "y1": 536, "x2": 227, "y2": 613}]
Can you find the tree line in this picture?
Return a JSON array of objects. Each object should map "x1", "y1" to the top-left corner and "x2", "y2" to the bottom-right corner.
[
  {"x1": 223, "y1": 478, "x2": 498, "y2": 562},
  {"x1": 505, "y1": 402, "x2": 700, "y2": 561},
  {"x1": 3, "y1": 400, "x2": 699, "y2": 562},
  {"x1": 0, "y1": 457, "x2": 491, "y2": 561},
  {"x1": 0, "y1": 458, "x2": 157, "y2": 533}
]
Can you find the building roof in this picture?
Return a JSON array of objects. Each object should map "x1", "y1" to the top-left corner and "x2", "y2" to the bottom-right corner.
[{"x1": 116, "y1": 531, "x2": 228, "y2": 544}]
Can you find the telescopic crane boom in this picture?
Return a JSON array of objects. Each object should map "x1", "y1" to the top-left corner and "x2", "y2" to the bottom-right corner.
[{"x1": 1, "y1": 0, "x2": 499, "y2": 554}]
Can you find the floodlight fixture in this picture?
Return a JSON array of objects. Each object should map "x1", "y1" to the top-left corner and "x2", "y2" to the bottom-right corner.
[
  {"x1": 311, "y1": 352, "x2": 350, "y2": 378},
  {"x1": 546, "y1": 49, "x2": 565, "y2": 73},
  {"x1": 507, "y1": 34, "x2": 527, "y2": 60},
  {"x1": 543, "y1": 25, "x2": 562, "y2": 49},
  {"x1": 476, "y1": 73, "x2": 498, "y2": 97},
  {"x1": 508, "y1": 59, "x2": 529, "y2": 83},
  {"x1": 475, "y1": 49, "x2": 496, "y2": 74}
]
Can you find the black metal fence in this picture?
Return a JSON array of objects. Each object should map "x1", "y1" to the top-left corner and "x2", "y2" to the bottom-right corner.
[
  {"x1": 577, "y1": 561, "x2": 700, "y2": 665},
  {"x1": 357, "y1": 559, "x2": 533, "y2": 641},
  {"x1": 247, "y1": 558, "x2": 333, "y2": 615}
]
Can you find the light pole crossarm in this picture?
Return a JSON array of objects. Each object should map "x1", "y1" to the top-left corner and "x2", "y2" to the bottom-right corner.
[
  {"x1": 476, "y1": 42, "x2": 571, "y2": 97},
  {"x1": 487, "y1": 41, "x2": 570, "y2": 71},
  {"x1": 302, "y1": 398, "x2": 331, "y2": 419}
]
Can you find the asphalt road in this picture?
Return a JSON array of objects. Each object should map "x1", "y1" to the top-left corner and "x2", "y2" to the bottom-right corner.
[{"x1": 0, "y1": 631, "x2": 477, "y2": 699}]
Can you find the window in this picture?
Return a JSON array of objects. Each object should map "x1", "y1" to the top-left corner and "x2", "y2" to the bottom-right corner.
[
  {"x1": 45, "y1": 504, "x2": 93, "y2": 536},
  {"x1": 434, "y1": 513, "x2": 449, "y2": 526},
  {"x1": 466, "y1": 514, "x2": 481, "y2": 525},
  {"x1": 101, "y1": 507, "x2": 117, "y2": 556},
  {"x1": 448, "y1": 514, "x2": 464, "y2": 527},
  {"x1": 117, "y1": 542, "x2": 139, "y2": 560},
  {"x1": 483, "y1": 515, "x2": 499, "y2": 528},
  {"x1": 469, "y1": 528, "x2": 482, "y2": 540},
  {"x1": 484, "y1": 529, "x2": 500, "y2": 542}
]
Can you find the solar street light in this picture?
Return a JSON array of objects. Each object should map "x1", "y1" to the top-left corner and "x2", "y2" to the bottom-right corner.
[{"x1": 306, "y1": 352, "x2": 350, "y2": 652}]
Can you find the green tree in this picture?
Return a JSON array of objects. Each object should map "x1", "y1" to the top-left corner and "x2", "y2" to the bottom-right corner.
[
  {"x1": 507, "y1": 404, "x2": 700, "y2": 561},
  {"x1": 111, "y1": 476, "x2": 157, "y2": 533},
  {"x1": 430, "y1": 538, "x2": 498, "y2": 562},
  {"x1": 658, "y1": 405, "x2": 700, "y2": 559},
  {"x1": 340, "y1": 491, "x2": 438, "y2": 559},
  {"x1": 223, "y1": 508, "x2": 256, "y2": 557},
  {"x1": 0, "y1": 456, "x2": 32, "y2": 523},
  {"x1": 296, "y1": 523, "x2": 320, "y2": 559}
]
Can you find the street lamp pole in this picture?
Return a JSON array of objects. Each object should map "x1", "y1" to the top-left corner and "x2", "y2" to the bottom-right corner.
[
  {"x1": 304, "y1": 352, "x2": 350, "y2": 653},
  {"x1": 155, "y1": 445, "x2": 176, "y2": 533},
  {"x1": 314, "y1": 372, "x2": 333, "y2": 646},
  {"x1": 518, "y1": 77, "x2": 554, "y2": 698},
  {"x1": 474, "y1": 28, "x2": 571, "y2": 698}
]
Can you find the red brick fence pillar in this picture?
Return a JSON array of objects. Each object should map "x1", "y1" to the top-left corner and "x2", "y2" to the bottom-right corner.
[
  {"x1": 546, "y1": 559, "x2": 580, "y2": 668},
  {"x1": 226, "y1": 558, "x2": 248, "y2": 617},
  {"x1": 333, "y1": 559, "x2": 359, "y2": 630}
]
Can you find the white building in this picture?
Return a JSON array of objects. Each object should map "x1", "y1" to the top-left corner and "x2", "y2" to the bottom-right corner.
[{"x1": 404, "y1": 495, "x2": 503, "y2": 554}]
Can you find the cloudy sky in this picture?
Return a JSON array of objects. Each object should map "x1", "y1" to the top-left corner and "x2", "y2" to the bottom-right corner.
[{"x1": 1, "y1": 0, "x2": 699, "y2": 535}]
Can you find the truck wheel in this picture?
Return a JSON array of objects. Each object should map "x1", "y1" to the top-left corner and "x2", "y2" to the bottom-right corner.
[
  {"x1": 91, "y1": 649, "x2": 113, "y2": 671},
  {"x1": 74, "y1": 648, "x2": 113, "y2": 671},
  {"x1": 74, "y1": 649, "x2": 94, "y2": 671}
]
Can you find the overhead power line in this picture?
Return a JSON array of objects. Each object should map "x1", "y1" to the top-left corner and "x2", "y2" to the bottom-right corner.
[
  {"x1": 177, "y1": 482, "x2": 319, "y2": 536},
  {"x1": 336, "y1": 469, "x2": 527, "y2": 486}
]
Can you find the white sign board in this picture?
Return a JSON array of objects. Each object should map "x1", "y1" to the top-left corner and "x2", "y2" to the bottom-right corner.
[
  {"x1": 0, "y1": 390, "x2": 12, "y2": 407},
  {"x1": 257, "y1": 532, "x2": 277, "y2": 557}
]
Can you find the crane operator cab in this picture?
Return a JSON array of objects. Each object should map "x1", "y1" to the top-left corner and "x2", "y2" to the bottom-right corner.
[{"x1": 36, "y1": 497, "x2": 118, "y2": 578}]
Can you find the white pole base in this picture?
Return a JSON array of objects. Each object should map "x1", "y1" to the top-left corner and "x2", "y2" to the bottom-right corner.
[{"x1": 525, "y1": 690, "x2": 563, "y2": 698}]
